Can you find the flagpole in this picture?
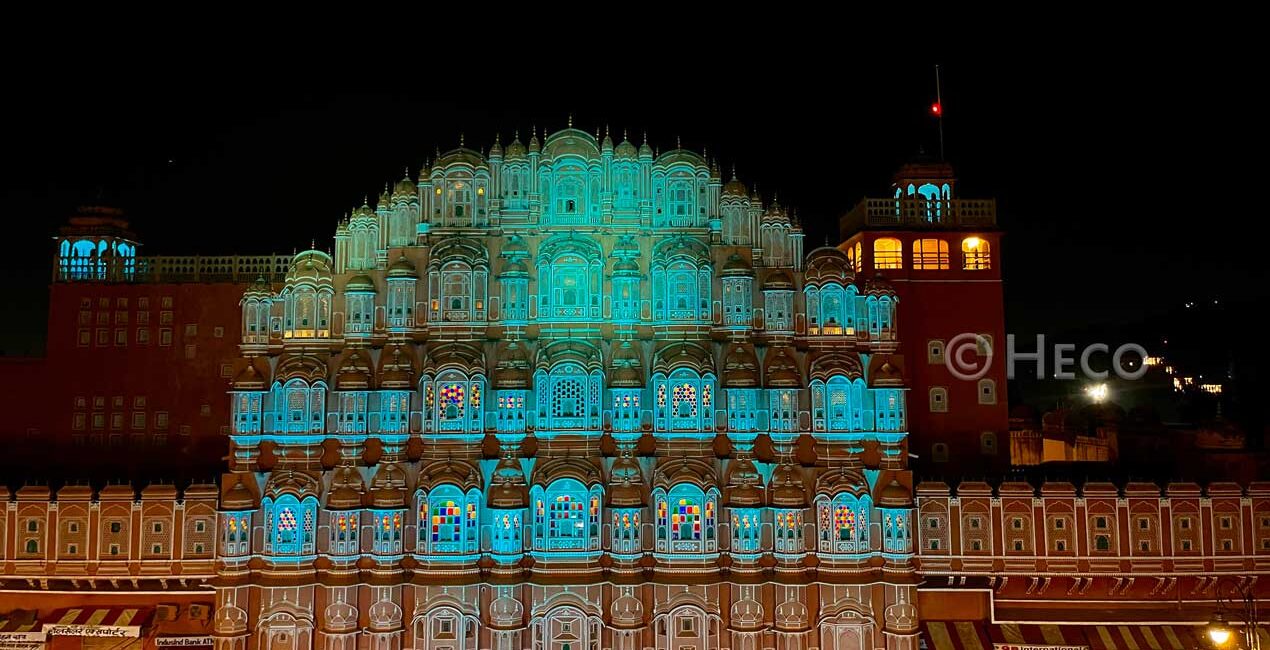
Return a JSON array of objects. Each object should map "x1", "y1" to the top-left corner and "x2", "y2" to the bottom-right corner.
[{"x1": 935, "y1": 64, "x2": 945, "y2": 161}]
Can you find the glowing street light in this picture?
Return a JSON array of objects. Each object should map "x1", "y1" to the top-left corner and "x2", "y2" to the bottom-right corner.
[
  {"x1": 1085, "y1": 384, "x2": 1109, "y2": 403},
  {"x1": 1206, "y1": 578, "x2": 1262, "y2": 650},
  {"x1": 1207, "y1": 611, "x2": 1234, "y2": 647}
]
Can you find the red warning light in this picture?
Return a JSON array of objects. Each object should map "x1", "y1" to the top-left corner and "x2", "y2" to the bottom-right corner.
[{"x1": 930, "y1": 102, "x2": 942, "y2": 116}]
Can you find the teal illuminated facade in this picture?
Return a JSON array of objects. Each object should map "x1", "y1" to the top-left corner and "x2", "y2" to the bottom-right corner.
[{"x1": 217, "y1": 127, "x2": 918, "y2": 650}]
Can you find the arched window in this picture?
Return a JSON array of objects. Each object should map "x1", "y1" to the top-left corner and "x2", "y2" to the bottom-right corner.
[
  {"x1": 846, "y1": 242, "x2": 863, "y2": 272},
  {"x1": 731, "y1": 508, "x2": 761, "y2": 553},
  {"x1": 423, "y1": 371, "x2": 484, "y2": 434},
  {"x1": 531, "y1": 479, "x2": 601, "y2": 553},
  {"x1": 554, "y1": 176, "x2": 583, "y2": 217},
  {"x1": 263, "y1": 495, "x2": 317, "y2": 556},
  {"x1": 912, "y1": 238, "x2": 950, "y2": 270},
  {"x1": 419, "y1": 606, "x2": 478, "y2": 649},
  {"x1": 329, "y1": 512, "x2": 358, "y2": 556},
  {"x1": 491, "y1": 508, "x2": 523, "y2": 556},
  {"x1": 614, "y1": 165, "x2": 637, "y2": 210},
  {"x1": 419, "y1": 485, "x2": 480, "y2": 555},
  {"x1": 774, "y1": 509, "x2": 803, "y2": 554},
  {"x1": 372, "y1": 509, "x2": 404, "y2": 555},
  {"x1": 817, "y1": 493, "x2": 870, "y2": 554},
  {"x1": 654, "y1": 485, "x2": 718, "y2": 554},
  {"x1": 653, "y1": 368, "x2": 714, "y2": 432},
  {"x1": 811, "y1": 376, "x2": 866, "y2": 432},
  {"x1": 962, "y1": 237, "x2": 991, "y2": 270},
  {"x1": 873, "y1": 238, "x2": 903, "y2": 270},
  {"x1": 535, "y1": 363, "x2": 603, "y2": 431},
  {"x1": 929, "y1": 387, "x2": 948, "y2": 413},
  {"x1": 284, "y1": 286, "x2": 331, "y2": 339},
  {"x1": 667, "y1": 179, "x2": 693, "y2": 225},
  {"x1": 270, "y1": 379, "x2": 325, "y2": 434},
  {"x1": 611, "y1": 507, "x2": 642, "y2": 554},
  {"x1": 883, "y1": 509, "x2": 910, "y2": 553},
  {"x1": 539, "y1": 237, "x2": 602, "y2": 320},
  {"x1": 446, "y1": 180, "x2": 472, "y2": 225},
  {"x1": 224, "y1": 513, "x2": 251, "y2": 555},
  {"x1": 722, "y1": 277, "x2": 752, "y2": 327},
  {"x1": 978, "y1": 379, "x2": 997, "y2": 405}
]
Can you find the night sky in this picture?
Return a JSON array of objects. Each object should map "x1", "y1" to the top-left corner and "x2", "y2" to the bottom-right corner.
[{"x1": 3, "y1": 54, "x2": 1264, "y2": 416}]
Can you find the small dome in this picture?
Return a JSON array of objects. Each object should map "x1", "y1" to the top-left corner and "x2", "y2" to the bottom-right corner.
[
  {"x1": 378, "y1": 345, "x2": 415, "y2": 388},
  {"x1": 393, "y1": 176, "x2": 415, "y2": 197},
  {"x1": 492, "y1": 341, "x2": 531, "y2": 389},
  {"x1": 764, "y1": 346, "x2": 802, "y2": 387},
  {"x1": 615, "y1": 138, "x2": 637, "y2": 159},
  {"x1": 542, "y1": 128, "x2": 601, "y2": 160},
  {"x1": 722, "y1": 176, "x2": 748, "y2": 197},
  {"x1": 489, "y1": 455, "x2": 528, "y2": 509},
  {"x1": 761, "y1": 269, "x2": 794, "y2": 291},
  {"x1": 609, "y1": 341, "x2": 644, "y2": 388},
  {"x1": 501, "y1": 234, "x2": 529, "y2": 256},
  {"x1": 722, "y1": 253, "x2": 752, "y2": 275},
  {"x1": 387, "y1": 255, "x2": 416, "y2": 278},
  {"x1": 877, "y1": 478, "x2": 911, "y2": 508},
  {"x1": 221, "y1": 477, "x2": 256, "y2": 510},
  {"x1": 489, "y1": 137, "x2": 503, "y2": 158},
  {"x1": 345, "y1": 275, "x2": 376, "y2": 292},
  {"x1": 613, "y1": 258, "x2": 639, "y2": 274},
  {"x1": 500, "y1": 258, "x2": 528, "y2": 275},
  {"x1": 232, "y1": 362, "x2": 267, "y2": 390},
  {"x1": 655, "y1": 148, "x2": 707, "y2": 168},
  {"x1": 722, "y1": 344, "x2": 760, "y2": 388},
  {"x1": 724, "y1": 455, "x2": 764, "y2": 507},
  {"x1": 638, "y1": 139, "x2": 653, "y2": 158},
  {"x1": 286, "y1": 250, "x2": 334, "y2": 285},
  {"x1": 608, "y1": 453, "x2": 645, "y2": 507},
  {"x1": 243, "y1": 276, "x2": 273, "y2": 299},
  {"x1": 327, "y1": 465, "x2": 366, "y2": 510},
  {"x1": 436, "y1": 146, "x2": 486, "y2": 168},
  {"x1": 505, "y1": 134, "x2": 527, "y2": 160},
  {"x1": 769, "y1": 462, "x2": 807, "y2": 507}
]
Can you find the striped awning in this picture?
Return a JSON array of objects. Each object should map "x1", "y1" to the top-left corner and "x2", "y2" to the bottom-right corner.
[
  {"x1": 0, "y1": 611, "x2": 40, "y2": 633},
  {"x1": 1084, "y1": 625, "x2": 1202, "y2": 650},
  {"x1": 990, "y1": 623, "x2": 1090, "y2": 648},
  {"x1": 41, "y1": 607, "x2": 154, "y2": 638},
  {"x1": 924, "y1": 621, "x2": 995, "y2": 650},
  {"x1": 924, "y1": 623, "x2": 1214, "y2": 650}
]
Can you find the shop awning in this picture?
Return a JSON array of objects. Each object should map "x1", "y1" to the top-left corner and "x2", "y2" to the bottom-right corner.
[
  {"x1": 923, "y1": 621, "x2": 995, "y2": 650},
  {"x1": 41, "y1": 608, "x2": 154, "y2": 638},
  {"x1": 925, "y1": 622, "x2": 1213, "y2": 650},
  {"x1": 990, "y1": 623, "x2": 1090, "y2": 649},
  {"x1": 1084, "y1": 625, "x2": 1202, "y2": 650}
]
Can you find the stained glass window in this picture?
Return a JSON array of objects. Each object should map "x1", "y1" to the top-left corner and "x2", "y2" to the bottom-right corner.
[
  {"x1": 672, "y1": 498, "x2": 701, "y2": 541},
  {"x1": 277, "y1": 508, "x2": 296, "y2": 544},
  {"x1": 432, "y1": 500, "x2": 462, "y2": 543},
  {"x1": 439, "y1": 384, "x2": 465, "y2": 420},
  {"x1": 672, "y1": 383, "x2": 697, "y2": 418},
  {"x1": 835, "y1": 505, "x2": 856, "y2": 541},
  {"x1": 550, "y1": 494, "x2": 586, "y2": 539}
]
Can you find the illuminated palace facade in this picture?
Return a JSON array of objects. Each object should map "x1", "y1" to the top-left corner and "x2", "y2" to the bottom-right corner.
[{"x1": 217, "y1": 127, "x2": 931, "y2": 650}]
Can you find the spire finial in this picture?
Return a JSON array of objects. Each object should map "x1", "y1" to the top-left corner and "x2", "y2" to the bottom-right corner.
[
  {"x1": 513, "y1": 129, "x2": 519, "y2": 140},
  {"x1": 731, "y1": 163, "x2": 738, "y2": 180},
  {"x1": 459, "y1": 132, "x2": 465, "y2": 146},
  {"x1": 568, "y1": 113, "x2": 573, "y2": 128},
  {"x1": 403, "y1": 166, "x2": 410, "y2": 179},
  {"x1": 676, "y1": 135, "x2": 682, "y2": 149},
  {"x1": 623, "y1": 128, "x2": 629, "y2": 141}
]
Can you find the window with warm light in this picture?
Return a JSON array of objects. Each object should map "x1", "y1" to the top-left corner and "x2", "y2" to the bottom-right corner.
[
  {"x1": 962, "y1": 237, "x2": 991, "y2": 270},
  {"x1": 873, "y1": 238, "x2": 903, "y2": 270},
  {"x1": 912, "y1": 238, "x2": 950, "y2": 270}
]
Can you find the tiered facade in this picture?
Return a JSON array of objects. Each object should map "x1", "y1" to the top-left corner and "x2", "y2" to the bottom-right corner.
[{"x1": 215, "y1": 127, "x2": 918, "y2": 650}]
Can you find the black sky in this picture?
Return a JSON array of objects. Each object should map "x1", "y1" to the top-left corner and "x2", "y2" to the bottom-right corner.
[{"x1": 2, "y1": 50, "x2": 1265, "y2": 362}]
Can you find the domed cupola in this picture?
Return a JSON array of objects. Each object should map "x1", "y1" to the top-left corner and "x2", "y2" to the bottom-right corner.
[
  {"x1": 345, "y1": 274, "x2": 375, "y2": 293},
  {"x1": 334, "y1": 350, "x2": 373, "y2": 391},
  {"x1": 368, "y1": 463, "x2": 408, "y2": 508},
  {"x1": 378, "y1": 344, "x2": 415, "y2": 389},
  {"x1": 489, "y1": 134, "x2": 503, "y2": 159},
  {"x1": 723, "y1": 344, "x2": 760, "y2": 388},
  {"x1": 608, "y1": 449, "x2": 645, "y2": 507},
  {"x1": 386, "y1": 255, "x2": 416, "y2": 279},
  {"x1": 327, "y1": 465, "x2": 366, "y2": 510},
  {"x1": 609, "y1": 340, "x2": 644, "y2": 388},
  {"x1": 504, "y1": 132, "x2": 527, "y2": 160},
  {"x1": 724, "y1": 453, "x2": 765, "y2": 507},
  {"x1": 723, "y1": 168, "x2": 749, "y2": 198},
  {"x1": 492, "y1": 340, "x2": 531, "y2": 390},
  {"x1": 877, "y1": 478, "x2": 912, "y2": 508},
  {"x1": 722, "y1": 253, "x2": 753, "y2": 277},
  {"x1": 615, "y1": 132, "x2": 638, "y2": 160},
  {"x1": 764, "y1": 346, "x2": 802, "y2": 387},
  {"x1": 488, "y1": 453, "x2": 528, "y2": 509},
  {"x1": 762, "y1": 269, "x2": 794, "y2": 291},
  {"x1": 392, "y1": 173, "x2": 416, "y2": 201},
  {"x1": 769, "y1": 461, "x2": 807, "y2": 508}
]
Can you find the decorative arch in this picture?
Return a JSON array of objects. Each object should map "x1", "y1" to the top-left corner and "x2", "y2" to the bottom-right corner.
[
  {"x1": 412, "y1": 605, "x2": 479, "y2": 649},
  {"x1": 261, "y1": 493, "x2": 318, "y2": 556},
  {"x1": 651, "y1": 237, "x2": 712, "y2": 322},
  {"x1": 529, "y1": 477, "x2": 603, "y2": 554},
  {"x1": 537, "y1": 234, "x2": 603, "y2": 320},
  {"x1": 268, "y1": 378, "x2": 327, "y2": 434},
  {"x1": 427, "y1": 238, "x2": 489, "y2": 323},
  {"x1": 816, "y1": 490, "x2": 872, "y2": 554}
]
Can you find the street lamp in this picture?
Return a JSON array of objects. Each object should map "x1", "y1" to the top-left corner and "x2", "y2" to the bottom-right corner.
[{"x1": 1206, "y1": 578, "x2": 1261, "y2": 650}]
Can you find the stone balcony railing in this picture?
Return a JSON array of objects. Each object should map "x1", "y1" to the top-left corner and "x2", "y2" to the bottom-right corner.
[
  {"x1": 55, "y1": 254, "x2": 292, "y2": 283},
  {"x1": 840, "y1": 197, "x2": 997, "y2": 236}
]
